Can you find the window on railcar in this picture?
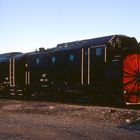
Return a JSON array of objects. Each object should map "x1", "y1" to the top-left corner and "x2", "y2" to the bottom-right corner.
[
  {"x1": 69, "y1": 54, "x2": 75, "y2": 62},
  {"x1": 95, "y1": 47, "x2": 105, "y2": 62},
  {"x1": 51, "y1": 56, "x2": 56, "y2": 63},
  {"x1": 36, "y1": 58, "x2": 40, "y2": 64},
  {"x1": 96, "y1": 48, "x2": 102, "y2": 56}
]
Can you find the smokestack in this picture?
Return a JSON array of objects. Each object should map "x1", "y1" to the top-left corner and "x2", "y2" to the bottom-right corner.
[{"x1": 39, "y1": 48, "x2": 45, "y2": 51}]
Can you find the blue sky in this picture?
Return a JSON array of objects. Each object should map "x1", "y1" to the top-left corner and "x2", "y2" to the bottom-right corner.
[{"x1": 0, "y1": 0, "x2": 140, "y2": 53}]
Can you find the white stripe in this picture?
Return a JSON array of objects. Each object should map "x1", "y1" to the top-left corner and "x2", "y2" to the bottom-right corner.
[
  {"x1": 13, "y1": 58, "x2": 15, "y2": 86},
  {"x1": 25, "y1": 71, "x2": 27, "y2": 85},
  {"x1": 9, "y1": 59, "x2": 11, "y2": 86},
  {"x1": 28, "y1": 71, "x2": 30, "y2": 85},
  {"x1": 88, "y1": 48, "x2": 90, "y2": 85},
  {"x1": 81, "y1": 48, "x2": 84, "y2": 85},
  {"x1": 104, "y1": 47, "x2": 107, "y2": 63}
]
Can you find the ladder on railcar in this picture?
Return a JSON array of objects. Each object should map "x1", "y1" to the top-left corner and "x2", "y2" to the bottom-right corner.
[{"x1": 9, "y1": 58, "x2": 15, "y2": 87}]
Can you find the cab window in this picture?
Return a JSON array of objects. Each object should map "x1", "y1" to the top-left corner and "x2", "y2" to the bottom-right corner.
[{"x1": 96, "y1": 48, "x2": 102, "y2": 56}]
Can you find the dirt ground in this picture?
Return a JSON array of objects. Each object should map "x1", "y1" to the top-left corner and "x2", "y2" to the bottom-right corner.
[{"x1": 0, "y1": 99, "x2": 140, "y2": 140}]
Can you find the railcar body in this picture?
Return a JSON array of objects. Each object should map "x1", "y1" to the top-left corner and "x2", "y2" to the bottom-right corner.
[
  {"x1": 0, "y1": 35, "x2": 140, "y2": 105},
  {"x1": 31, "y1": 35, "x2": 140, "y2": 104},
  {"x1": 48, "y1": 35, "x2": 140, "y2": 105}
]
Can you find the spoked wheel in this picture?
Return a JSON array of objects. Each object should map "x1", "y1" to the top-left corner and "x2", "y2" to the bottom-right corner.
[{"x1": 123, "y1": 53, "x2": 140, "y2": 104}]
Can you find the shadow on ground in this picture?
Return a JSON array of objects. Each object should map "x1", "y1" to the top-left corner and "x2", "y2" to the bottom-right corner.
[{"x1": 118, "y1": 119, "x2": 140, "y2": 135}]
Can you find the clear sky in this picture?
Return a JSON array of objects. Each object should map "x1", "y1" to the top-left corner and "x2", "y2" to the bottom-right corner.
[{"x1": 0, "y1": 0, "x2": 140, "y2": 53}]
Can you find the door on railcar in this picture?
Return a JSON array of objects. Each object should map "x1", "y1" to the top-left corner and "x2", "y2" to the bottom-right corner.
[
  {"x1": 90, "y1": 46, "x2": 106, "y2": 85},
  {"x1": 81, "y1": 46, "x2": 106, "y2": 86},
  {"x1": 27, "y1": 52, "x2": 48, "y2": 95},
  {"x1": 16, "y1": 56, "x2": 29, "y2": 92},
  {"x1": 9, "y1": 56, "x2": 28, "y2": 96},
  {"x1": 65, "y1": 50, "x2": 81, "y2": 86}
]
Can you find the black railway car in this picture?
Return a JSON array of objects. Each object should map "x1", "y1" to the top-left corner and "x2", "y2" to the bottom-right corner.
[
  {"x1": 0, "y1": 35, "x2": 140, "y2": 105},
  {"x1": 8, "y1": 49, "x2": 50, "y2": 98},
  {"x1": 46, "y1": 35, "x2": 140, "y2": 105}
]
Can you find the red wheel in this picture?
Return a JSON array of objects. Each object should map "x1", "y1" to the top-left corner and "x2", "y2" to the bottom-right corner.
[{"x1": 123, "y1": 53, "x2": 140, "y2": 104}]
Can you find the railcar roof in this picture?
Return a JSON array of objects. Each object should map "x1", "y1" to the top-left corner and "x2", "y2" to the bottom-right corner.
[
  {"x1": 0, "y1": 52, "x2": 22, "y2": 58},
  {"x1": 13, "y1": 52, "x2": 32, "y2": 60},
  {"x1": 52, "y1": 35, "x2": 133, "y2": 52},
  {"x1": 0, "y1": 52, "x2": 22, "y2": 62}
]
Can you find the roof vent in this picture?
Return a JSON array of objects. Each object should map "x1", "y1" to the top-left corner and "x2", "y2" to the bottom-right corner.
[{"x1": 39, "y1": 48, "x2": 45, "y2": 51}]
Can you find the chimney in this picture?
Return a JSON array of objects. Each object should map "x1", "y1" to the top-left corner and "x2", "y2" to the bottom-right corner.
[{"x1": 39, "y1": 47, "x2": 45, "y2": 51}]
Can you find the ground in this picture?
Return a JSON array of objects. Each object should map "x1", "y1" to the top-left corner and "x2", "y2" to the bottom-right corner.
[{"x1": 0, "y1": 99, "x2": 140, "y2": 140}]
